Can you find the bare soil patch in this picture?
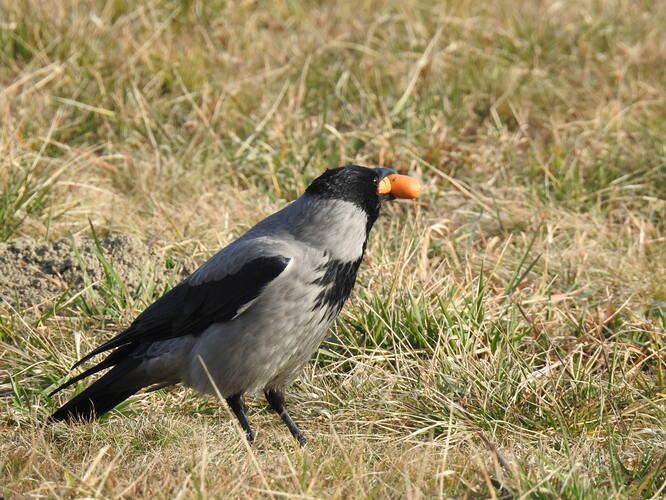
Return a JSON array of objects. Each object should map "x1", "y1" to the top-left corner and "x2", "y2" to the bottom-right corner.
[{"x1": 0, "y1": 236, "x2": 191, "y2": 312}]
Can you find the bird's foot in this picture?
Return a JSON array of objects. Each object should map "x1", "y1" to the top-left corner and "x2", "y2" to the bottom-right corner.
[{"x1": 293, "y1": 431, "x2": 307, "y2": 447}]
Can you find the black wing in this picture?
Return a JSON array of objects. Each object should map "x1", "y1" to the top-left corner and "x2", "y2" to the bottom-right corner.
[{"x1": 69, "y1": 255, "x2": 291, "y2": 370}]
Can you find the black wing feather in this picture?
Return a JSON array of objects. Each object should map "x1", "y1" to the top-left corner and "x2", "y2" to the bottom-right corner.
[
  {"x1": 71, "y1": 255, "x2": 290, "y2": 369},
  {"x1": 50, "y1": 343, "x2": 135, "y2": 396}
]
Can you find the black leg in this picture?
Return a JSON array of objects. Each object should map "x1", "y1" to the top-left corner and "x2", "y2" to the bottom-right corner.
[
  {"x1": 265, "y1": 389, "x2": 307, "y2": 446},
  {"x1": 226, "y1": 393, "x2": 255, "y2": 443}
]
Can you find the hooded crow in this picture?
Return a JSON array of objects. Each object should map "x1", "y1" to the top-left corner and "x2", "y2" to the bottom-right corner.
[{"x1": 48, "y1": 165, "x2": 422, "y2": 445}]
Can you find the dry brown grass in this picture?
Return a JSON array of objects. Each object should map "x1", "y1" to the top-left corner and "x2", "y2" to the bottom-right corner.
[{"x1": 1, "y1": 0, "x2": 665, "y2": 497}]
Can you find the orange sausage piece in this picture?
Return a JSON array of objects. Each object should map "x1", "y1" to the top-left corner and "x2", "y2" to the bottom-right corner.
[{"x1": 377, "y1": 174, "x2": 423, "y2": 199}]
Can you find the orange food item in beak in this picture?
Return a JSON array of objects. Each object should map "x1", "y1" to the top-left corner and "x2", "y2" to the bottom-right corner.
[{"x1": 377, "y1": 174, "x2": 423, "y2": 199}]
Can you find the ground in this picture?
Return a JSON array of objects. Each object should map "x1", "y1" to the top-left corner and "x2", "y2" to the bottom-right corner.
[{"x1": 1, "y1": 0, "x2": 665, "y2": 498}]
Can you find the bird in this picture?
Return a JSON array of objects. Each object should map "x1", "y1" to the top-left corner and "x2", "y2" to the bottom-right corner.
[{"x1": 48, "y1": 165, "x2": 423, "y2": 445}]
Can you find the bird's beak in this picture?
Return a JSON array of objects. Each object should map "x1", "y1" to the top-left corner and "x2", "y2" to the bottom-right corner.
[{"x1": 375, "y1": 168, "x2": 423, "y2": 199}]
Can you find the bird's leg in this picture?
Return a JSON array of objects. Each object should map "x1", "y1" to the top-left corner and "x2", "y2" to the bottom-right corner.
[
  {"x1": 265, "y1": 389, "x2": 307, "y2": 446},
  {"x1": 225, "y1": 393, "x2": 255, "y2": 443}
]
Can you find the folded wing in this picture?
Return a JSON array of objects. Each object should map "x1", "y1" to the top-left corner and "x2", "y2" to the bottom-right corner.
[{"x1": 50, "y1": 254, "x2": 291, "y2": 399}]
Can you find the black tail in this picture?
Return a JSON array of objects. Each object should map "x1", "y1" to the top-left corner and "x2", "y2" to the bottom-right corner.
[{"x1": 49, "y1": 360, "x2": 146, "y2": 422}]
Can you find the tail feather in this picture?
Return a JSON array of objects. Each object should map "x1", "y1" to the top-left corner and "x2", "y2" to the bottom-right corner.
[
  {"x1": 49, "y1": 361, "x2": 145, "y2": 422},
  {"x1": 49, "y1": 343, "x2": 135, "y2": 398}
]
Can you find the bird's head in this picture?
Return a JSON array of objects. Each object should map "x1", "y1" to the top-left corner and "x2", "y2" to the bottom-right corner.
[{"x1": 305, "y1": 165, "x2": 422, "y2": 224}]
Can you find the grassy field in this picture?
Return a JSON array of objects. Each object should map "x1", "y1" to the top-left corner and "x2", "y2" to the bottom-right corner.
[{"x1": 1, "y1": 0, "x2": 665, "y2": 497}]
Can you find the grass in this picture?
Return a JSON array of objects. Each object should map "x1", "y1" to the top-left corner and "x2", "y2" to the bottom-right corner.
[{"x1": 1, "y1": 0, "x2": 665, "y2": 497}]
